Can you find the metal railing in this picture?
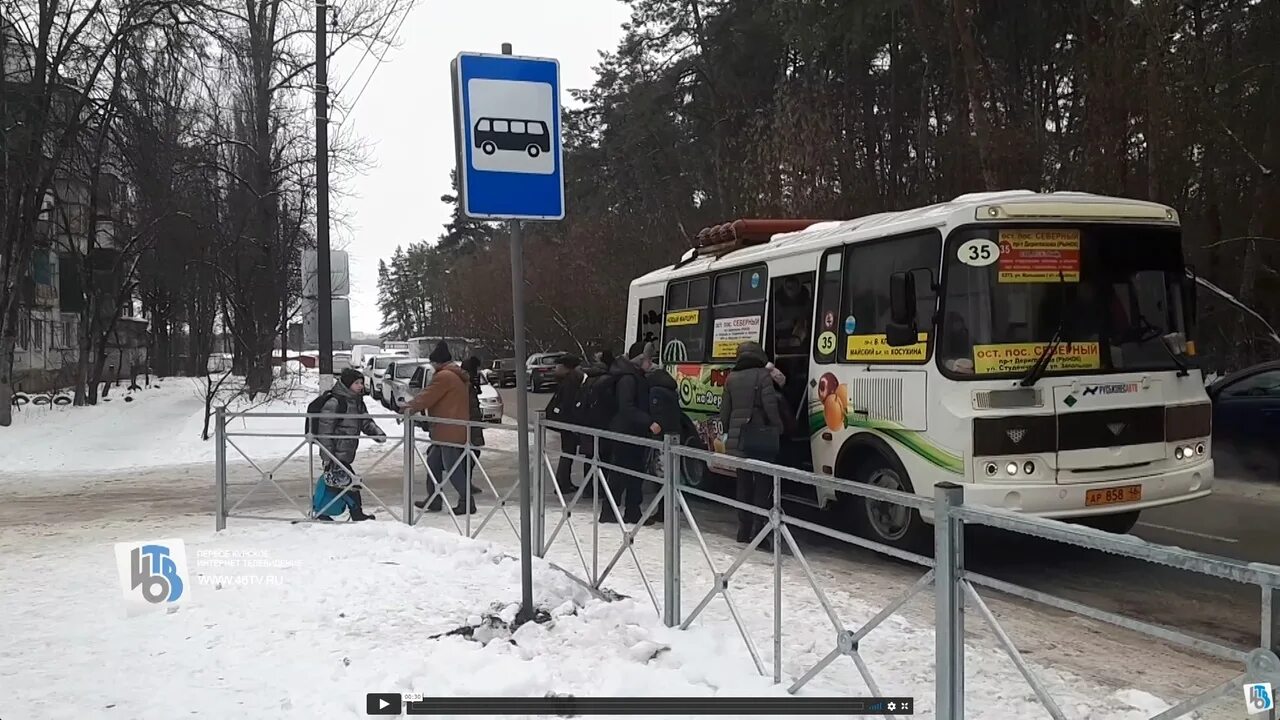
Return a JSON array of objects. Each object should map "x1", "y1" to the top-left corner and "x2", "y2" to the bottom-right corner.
[{"x1": 213, "y1": 406, "x2": 1280, "y2": 718}]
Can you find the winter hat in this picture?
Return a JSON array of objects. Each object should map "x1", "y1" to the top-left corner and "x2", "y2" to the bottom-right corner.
[
  {"x1": 339, "y1": 367, "x2": 363, "y2": 389},
  {"x1": 627, "y1": 341, "x2": 649, "y2": 362},
  {"x1": 736, "y1": 341, "x2": 767, "y2": 363},
  {"x1": 428, "y1": 340, "x2": 452, "y2": 364}
]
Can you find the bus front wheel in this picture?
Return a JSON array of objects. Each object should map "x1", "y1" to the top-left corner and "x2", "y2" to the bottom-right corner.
[
  {"x1": 526, "y1": 144, "x2": 541, "y2": 158},
  {"x1": 481, "y1": 141, "x2": 496, "y2": 155},
  {"x1": 849, "y1": 456, "x2": 931, "y2": 553}
]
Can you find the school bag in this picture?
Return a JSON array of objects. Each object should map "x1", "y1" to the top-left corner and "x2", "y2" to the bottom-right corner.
[
  {"x1": 649, "y1": 383, "x2": 682, "y2": 437},
  {"x1": 574, "y1": 374, "x2": 618, "y2": 430},
  {"x1": 305, "y1": 391, "x2": 348, "y2": 436}
]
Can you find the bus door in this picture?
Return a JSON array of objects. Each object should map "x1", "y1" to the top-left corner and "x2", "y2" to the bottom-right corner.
[{"x1": 766, "y1": 272, "x2": 817, "y2": 477}]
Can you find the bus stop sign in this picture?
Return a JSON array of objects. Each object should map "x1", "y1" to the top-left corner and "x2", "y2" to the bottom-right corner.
[{"x1": 451, "y1": 52, "x2": 564, "y2": 220}]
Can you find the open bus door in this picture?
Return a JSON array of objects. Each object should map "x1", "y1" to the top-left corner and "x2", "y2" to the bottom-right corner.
[{"x1": 766, "y1": 271, "x2": 818, "y2": 499}]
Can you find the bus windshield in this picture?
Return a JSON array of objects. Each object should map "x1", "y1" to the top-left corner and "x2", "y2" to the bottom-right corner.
[{"x1": 938, "y1": 224, "x2": 1191, "y2": 379}]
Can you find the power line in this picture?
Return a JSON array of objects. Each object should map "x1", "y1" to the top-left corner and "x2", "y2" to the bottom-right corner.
[
  {"x1": 333, "y1": 6, "x2": 395, "y2": 98},
  {"x1": 334, "y1": 4, "x2": 413, "y2": 125}
]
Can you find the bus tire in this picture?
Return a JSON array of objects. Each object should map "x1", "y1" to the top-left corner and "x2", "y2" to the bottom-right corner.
[
  {"x1": 526, "y1": 144, "x2": 541, "y2": 158},
  {"x1": 1075, "y1": 510, "x2": 1140, "y2": 535},
  {"x1": 849, "y1": 454, "x2": 930, "y2": 553},
  {"x1": 481, "y1": 141, "x2": 496, "y2": 155},
  {"x1": 676, "y1": 421, "x2": 713, "y2": 490}
]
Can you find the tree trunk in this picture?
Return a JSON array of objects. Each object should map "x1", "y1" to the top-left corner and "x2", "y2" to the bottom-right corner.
[
  {"x1": 0, "y1": 333, "x2": 14, "y2": 427},
  {"x1": 950, "y1": 0, "x2": 1000, "y2": 190}
]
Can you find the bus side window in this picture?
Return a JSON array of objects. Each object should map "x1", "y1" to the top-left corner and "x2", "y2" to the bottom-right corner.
[{"x1": 813, "y1": 250, "x2": 842, "y2": 364}]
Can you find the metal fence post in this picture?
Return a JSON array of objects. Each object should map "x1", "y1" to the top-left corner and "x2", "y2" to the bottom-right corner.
[
  {"x1": 1263, "y1": 585, "x2": 1280, "y2": 720},
  {"x1": 215, "y1": 405, "x2": 227, "y2": 531},
  {"x1": 403, "y1": 416, "x2": 415, "y2": 526},
  {"x1": 662, "y1": 433, "x2": 682, "y2": 628},
  {"x1": 533, "y1": 412, "x2": 547, "y2": 557},
  {"x1": 934, "y1": 482, "x2": 965, "y2": 720}
]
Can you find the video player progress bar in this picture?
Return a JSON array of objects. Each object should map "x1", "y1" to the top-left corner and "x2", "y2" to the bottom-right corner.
[{"x1": 370, "y1": 695, "x2": 915, "y2": 715}]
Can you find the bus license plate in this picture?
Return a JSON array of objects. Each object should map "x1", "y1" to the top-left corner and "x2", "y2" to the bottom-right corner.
[{"x1": 1085, "y1": 485, "x2": 1142, "y2": 507}]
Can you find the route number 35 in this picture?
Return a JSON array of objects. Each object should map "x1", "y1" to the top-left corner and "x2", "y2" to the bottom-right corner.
[
  {"x1": 957, "y1": 238, "x2": 1000, "y2": 267},
  {"x1": 817, "y1": 331, "x2": 837, "y2": 355}
]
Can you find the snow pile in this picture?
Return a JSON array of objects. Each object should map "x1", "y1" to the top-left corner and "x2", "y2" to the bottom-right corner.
[
  {"x1": 0, "y1": 373, "x2": 517, "y2": 476},
  {"x1": 0, "y1": 519, "x2": 804, "y2": 720},
  {"x1": 0, "y1": 513, "x2": 1187, "y2": 720}
]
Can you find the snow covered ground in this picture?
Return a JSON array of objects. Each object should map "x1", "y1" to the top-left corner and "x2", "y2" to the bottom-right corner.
[
  {"x1": 0, "y1": 374, "x2": 1238, "y2": 719},
  {"x1": 0, "y1": 514, "x2": 1180, "y2": 720},
  {"x1": 0, "y1": 373, "x2": 518, "y2": 476}
]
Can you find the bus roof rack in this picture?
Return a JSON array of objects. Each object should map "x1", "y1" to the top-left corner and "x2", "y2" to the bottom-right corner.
[{"x1": 690, "y1": 218, "x2": 831, "y2": 256}]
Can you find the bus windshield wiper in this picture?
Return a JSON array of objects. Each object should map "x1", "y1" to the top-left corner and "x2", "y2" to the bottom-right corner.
[
  {"x1": 1020, "y1": 270, "x2": 1072, "y2": 388},
  {"x1": 1019, "y1": 320, "x2": 1066, "y2": 387}
]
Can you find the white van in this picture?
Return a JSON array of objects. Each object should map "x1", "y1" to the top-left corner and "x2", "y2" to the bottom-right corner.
[{"x1": 350, "y1": 345, "x2": 381, "y2": 370}]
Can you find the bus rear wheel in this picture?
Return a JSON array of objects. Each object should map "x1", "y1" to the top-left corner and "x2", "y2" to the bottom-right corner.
[
  {"x1": 481, "y1": 141, "x2": 496, "y2": 155},
  {"x1": 526, "y1": 144, "x2": 541, "y2": 158},
  {"x1": 849, "y1": 456, "x2": 931, "y2": 553}
]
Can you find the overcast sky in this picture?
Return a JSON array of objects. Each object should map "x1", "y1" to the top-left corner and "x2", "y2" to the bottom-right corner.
[{"x1": 331, "y1": 0, "x2": 631, "y2": 335}]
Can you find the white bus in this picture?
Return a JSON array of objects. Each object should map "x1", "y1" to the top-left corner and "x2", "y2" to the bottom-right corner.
[{"x1": 626, "y1": 191, "x2": 1213, "y2": 550}]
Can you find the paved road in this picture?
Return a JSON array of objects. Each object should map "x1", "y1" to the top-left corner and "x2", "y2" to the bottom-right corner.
[{"x1": 499, "y1": 386, "x2": 1280, "y2": 648}]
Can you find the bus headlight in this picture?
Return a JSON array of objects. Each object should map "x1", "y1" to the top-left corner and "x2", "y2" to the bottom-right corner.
[
  {"x1": 1174, "y1": 446, "x2": 1185, "y2": 460},
  {"x1": 1006, "y1": 462, "x2": 1019, "y2": 476},
  {"x1": 1196, "y1": 442, "x2": 1206, "y2": 455},
  {"x1": 1023, "y1": 461, "x2": 1035, "y2": 475},
  {"x1": 985, "y1": 462, "x2": 998, "y2": 477}
]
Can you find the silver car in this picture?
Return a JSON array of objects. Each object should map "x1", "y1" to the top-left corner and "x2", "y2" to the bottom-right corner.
[{"x1": 384, "y1": 360, "x2": 433, "y2": 412}]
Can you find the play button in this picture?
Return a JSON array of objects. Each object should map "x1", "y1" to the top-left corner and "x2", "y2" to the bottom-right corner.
[{"x1": 366, "y1": 693, "x2": 402, "y2": 715}]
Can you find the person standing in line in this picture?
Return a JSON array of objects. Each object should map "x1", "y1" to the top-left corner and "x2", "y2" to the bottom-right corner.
[
  {"x1": 547, "y1": 354, "x2": 587, "y2": 495},
  {"x1": 603, "y1": 341, "x2": 663, "y2": 525},
  {"x1": 719, "y1": 341, "x2": 785, "y2": 550},
  {"x1": 403, "y1": 341, "x2": 475, "y2": 515},
  {"x1": 312, "y1": 368, "x2": 386, "y2": 521}
]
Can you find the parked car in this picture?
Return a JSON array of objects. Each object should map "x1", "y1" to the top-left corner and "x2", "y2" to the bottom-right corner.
[
  {"x1": 526, "y1": 352, "x2": 566, "y2": 392},
  {"x1": 484, "y1": 358, "x2": 518, "y2": 388},
  {"x1": 477, "y1": 372, "x2": 505, "y2": 422},
  {"x1": 331, "y1": 351, "x2": 352, "y2": 374},
  {"x1": 364, "y1": 352, "x2": 407, "y2": 400},
  {"x1": 384, "y1": 359, "x2": 433, "y2": 412},
  {"x1": 1209, "y1": 360, "x2": 1280, "y2": 479}
]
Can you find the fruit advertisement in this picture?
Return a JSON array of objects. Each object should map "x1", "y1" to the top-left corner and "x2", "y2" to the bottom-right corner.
[{"x1": 814, "y1": 371, "x2": 851, "y2": 432}]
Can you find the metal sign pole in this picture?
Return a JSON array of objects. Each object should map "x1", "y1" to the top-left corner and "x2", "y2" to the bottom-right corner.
[
  {"x1": 453, "y1": 43, "x2": 562, "y2": 625},
  {"x1": 500, "y1": 42, "x2": 536, "y2": 625}
]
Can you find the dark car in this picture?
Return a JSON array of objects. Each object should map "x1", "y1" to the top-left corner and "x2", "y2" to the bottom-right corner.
[
  {"x1": 1208, "y1": 361, "x2": 1280, "y2": 480},
  {"x1": 526, "y1": 352, "x2": 566, "y2": 393},
  {"x1": 484, "y1": 358, "x2": 518, "y2": 388}
]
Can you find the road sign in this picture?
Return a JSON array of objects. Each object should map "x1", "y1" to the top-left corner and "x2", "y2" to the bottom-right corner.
[
  {"x1": 302, "y1": 297, "x2": 351, "y2": 348},
  {"x1": 451, "y1": 52, "x2": 564, "y2": 220},
  {"x1": 302, "y1": 250, "x2": 349, "y2": 298}
]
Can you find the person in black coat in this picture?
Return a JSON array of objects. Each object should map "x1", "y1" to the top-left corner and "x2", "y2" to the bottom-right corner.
[
  {"x1": 547, "y1": 354, "x2": 587, "y2": 493},
  {"x1": 602, "y1": 341, "x2": 662, "y2": 524}
]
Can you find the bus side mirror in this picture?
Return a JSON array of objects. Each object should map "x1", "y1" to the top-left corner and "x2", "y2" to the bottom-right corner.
[{"x1": 887, "y1": 271, "x2": 918, "y2": 347}]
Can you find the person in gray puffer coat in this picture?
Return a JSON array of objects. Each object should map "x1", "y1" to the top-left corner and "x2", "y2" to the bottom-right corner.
[
  {"x1": 315, "y1": 368, "x2": 387, "y2": 520},
  {"x1": 719, "y1": 341, "x2": 785, "y2": 547}
]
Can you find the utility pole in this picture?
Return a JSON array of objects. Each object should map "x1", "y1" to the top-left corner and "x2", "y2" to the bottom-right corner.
[{"x1": 315, "y1": 0, "x2": 333, "y2": 383}]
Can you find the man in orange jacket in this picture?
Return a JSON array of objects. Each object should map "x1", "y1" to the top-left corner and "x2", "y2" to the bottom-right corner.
[{"x1": 403, "y1": 341, "x2": 475, "y2": 514}]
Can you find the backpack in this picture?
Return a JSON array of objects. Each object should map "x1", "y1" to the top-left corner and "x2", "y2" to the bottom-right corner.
[
  {"x1": 305, "y1": 391, "x2": 348, "y2": 436},
  {"x1": 649, "y1": 384, "x2": 682, "y2": 438},
  {"x1": 573, "y1": 374, "x2": 618, "y2": 430}
]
